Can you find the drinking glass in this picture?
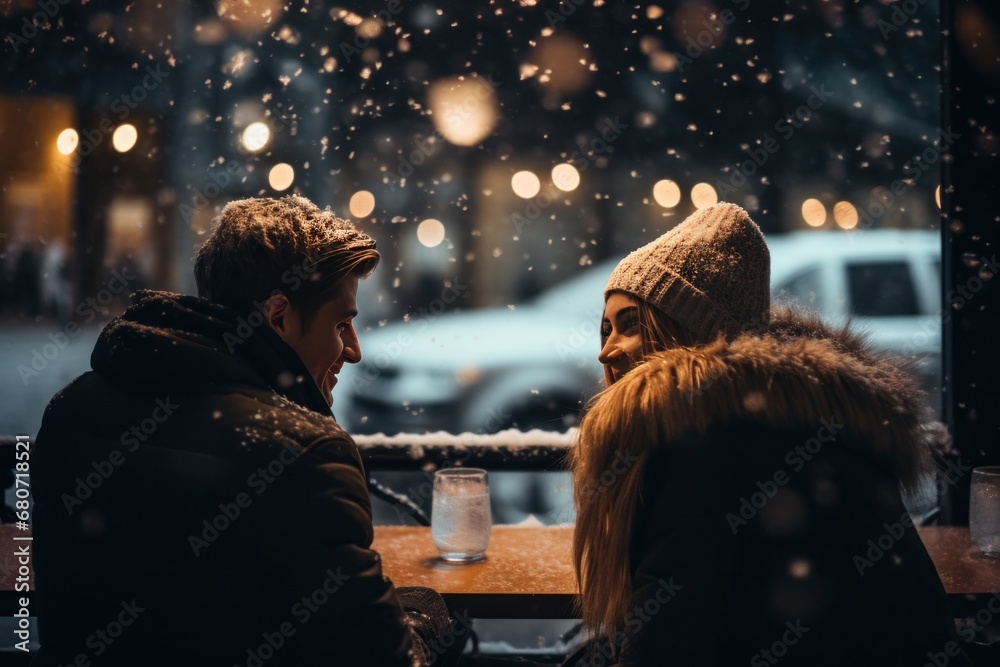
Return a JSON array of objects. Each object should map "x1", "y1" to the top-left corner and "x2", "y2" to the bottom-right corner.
[
  {"x1": 970, "y1": 466, "x2": 1000, "y2": 557},
  {"x1": 432, "y1": 468, "x2": 491, "y2": 563}
]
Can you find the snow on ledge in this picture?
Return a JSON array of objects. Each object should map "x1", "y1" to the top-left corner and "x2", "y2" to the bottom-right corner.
[{"x1": 352, "y1": 427, "x2": 578, "y2": 449}]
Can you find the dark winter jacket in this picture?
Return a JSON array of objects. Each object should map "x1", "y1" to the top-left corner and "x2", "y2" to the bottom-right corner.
[
  {"x1": 616, "y1": 308, "x2": 970, "y2": 666},
  {"x1": 30, "y1": 290, "x2": 438, "y2": 666}
]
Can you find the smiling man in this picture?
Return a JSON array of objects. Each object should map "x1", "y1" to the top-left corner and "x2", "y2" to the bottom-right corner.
[{"x1": 31, "y1": 196, "x2": 462, "y2": 666}]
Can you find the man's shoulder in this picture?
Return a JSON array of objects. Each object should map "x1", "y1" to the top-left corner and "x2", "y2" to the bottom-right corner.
[
  {"x1": 225, "y1": 391, "x2": 354, "y2": 456},
  {"x1": 39, "y1": 371, "x2": 351, "y2": 464}
]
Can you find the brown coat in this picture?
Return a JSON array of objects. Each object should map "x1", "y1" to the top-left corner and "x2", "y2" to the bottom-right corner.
[
  {"x1": 624, "y1": 305, "x2": 935, "y2": 493},
  {"x1": 603, "y1": 307, "x2": 967, "y2": 666}
]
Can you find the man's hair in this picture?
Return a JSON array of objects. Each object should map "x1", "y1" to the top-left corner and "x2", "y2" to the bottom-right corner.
[{"x1": 194, "y1": 195, "x2": 379, "y2": 326}]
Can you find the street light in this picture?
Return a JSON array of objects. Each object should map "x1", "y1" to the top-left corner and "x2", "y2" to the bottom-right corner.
[
  {"x1": 112, "y1": 124, "x2": 138, "y2": 153},
  {"x1": 802, "y1": 198, "x2": 827, "y2": 227},
  {"x1": 552, "y1": 164, "x2": 580, "y2": 192},
  {"x1": 691, "y1": 183, "x2": 718, "y2": 209},
  {"x1": 56, "y1": 129, "x2": 78, "y2": 155},
  {"x1": 268, "y1": 163, "x2": 294, "y2": 191},
  {"x1": 241, "y1": 122, "x2": 270, "y2": 152},
  {"x1": 417, "y1": 219, "x2": 446, "y2": 248},
  {"x1": 653, "y1": 179, "x2": 681, "y2": 208},
  {"x1": 349, "y1": 190, "x2": 376, "y2": 218},
  {"x1": 511, "y1": 171, "x2": 541, "y2": 199}
]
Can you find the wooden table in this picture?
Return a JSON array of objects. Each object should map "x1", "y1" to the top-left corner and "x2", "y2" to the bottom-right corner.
[
  {"x1": 372, "y1": 525, "x2": 1000, "y2": 619},
  {"x1": 917, "y1": 526, "x2": 1000, "y2": 614},
  {"x1": 3, "y1": 525, "x2": 998, "y2": 618},
  {"x1": 372, "y1": 525, "x2": 577, "y2": 618}
]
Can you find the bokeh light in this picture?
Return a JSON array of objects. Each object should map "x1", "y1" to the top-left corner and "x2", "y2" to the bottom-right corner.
[
  {"x1": 691, "y1": 183, "x2": 718, "y2": 209},
  {"x1": 56, "y1": 128, "x2": 79, "y2": 155},
  {"x1": 551, "y1": 164, "x2": 580, "y2": 192},
  {"x1": 428, "y1": 76, "x2": 500, "y2": 147},
  {"x1": 241, "y1": 122, "x2": 270, "y2": 152},
  {"x1": 349, "y1": 190, "x2": 376, "y2": 218},
  {"x1": 833, "y1": 201, "x2": 858, "y2": 229},
  {"x1": 652, "y1": 179, "x2": 682, "y2": 208},
  {"x1": 530, "y1": 33, "x2": 592, "y2": 96},
  {"x1": 357, "y1": 17, "x2": 382, "y2": 39},
  {"x1": 216, "y1": 0, "x2": 286, "y2": 36},
  {"x1": 511, "y1": 171, "x2": 541, "y2": 199},
  {"x1": 112, "y1": 124, "x2": 138, "y2": 153},
  {"x1": 268, "y1": 163, "x2": 295, "y2": 191},
  {"x1": 802, "y1": 198, "x2": 827, "y2": 227},
  {"x1": 417, "y1": 219, "x2": 446, "y2": 248},
  {"x1": 673, "y1": 2, "x2": 728, "y2": 52}
]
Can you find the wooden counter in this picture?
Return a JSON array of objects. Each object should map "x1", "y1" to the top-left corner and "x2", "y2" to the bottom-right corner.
[
  {"x1": 4, "y1": 525, "x2": 999, "y2": 619},
  {"x1": 372, "y1": 525, "x2": 1000, "y2": 618},
  {"x1": 372, "y1": 524, "x2": 576, "y2": 618},
  {"x1": 917, "y1": 526, "x2": 1000, "y2": 602}
]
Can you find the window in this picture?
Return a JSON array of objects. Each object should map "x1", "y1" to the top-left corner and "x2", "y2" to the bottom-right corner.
[
  {"x1": 776, "y1": 269, "x2": 823, "y2": 310},
  {"x1": 846, "y1": 262, "x2": 919, "y2": 317},
  {"x1": 0, "y1": 1, "x2": 943, "y2": 439}
]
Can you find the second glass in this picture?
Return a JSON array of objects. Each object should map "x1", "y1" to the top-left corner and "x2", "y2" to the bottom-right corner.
[
  {"x1": 432, "y1": 468, "x2": 491, "y2": 563},
  {"x1": 971, "y1": 466, "x2": 1000, "y2": 557}
]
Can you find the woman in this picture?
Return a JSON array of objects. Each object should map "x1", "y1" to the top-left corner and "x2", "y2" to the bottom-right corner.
[{"x1": 569, "y1": 203, "x2": 968, "y2": 665}]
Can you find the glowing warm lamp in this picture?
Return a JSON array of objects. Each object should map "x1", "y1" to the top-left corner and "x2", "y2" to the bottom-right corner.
[
  {"x1": 652, "y1": 179, "x2": 682, "y2": 208},
  {"x1": 551, "y1": 164, "x2": 580, "y2": 192},
  {"x1": 935, "y1": 185, "x2": 941, "y2": 209},
  {"x1": 691, "y1": 183, "x2": 718, "y2": 209},
  {"x1": 358, "y1": 17, "x2": 382, "y2": 39},
  {"x1": 56, "y1": 129, "x2": 79, "y2": 155},
  {"x1": 530, "y1": 33, "x2": 591, "y2": 96},
  {"x1": 428, "y1": 76, "x2": 500, "y2": 147},
  {"x1": 650, "y1": 52, "x2": 678, "y2": 73},
  {"x1": 268, "y1": 163, "x2": 295, "y2": 191},
  {"x1": 112, "y1": 124, "x2": 138, "y2": 153},
  {"x1": 349, "y1": 190, "x2": 376, "y2": 218},
  {"x1": 802, "y1": 198, "x2": 827, "y2": 227},
  {"x1": 833, "y1": 201, "x2": 858, "y2": 230},
  {"x1": 417, "y1": 219, "x2": 446, "y2": 248},
  {"x1": 241, "y1": 122, "x2": 271, "y2": 152},
  {"x1": 511, "y1": 171, "x2": 541, "y2": 199},
  {"x1": 217, "y1": 0, "x2": 286, "y2": 35}
]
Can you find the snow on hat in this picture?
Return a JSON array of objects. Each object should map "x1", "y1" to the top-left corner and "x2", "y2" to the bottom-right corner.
[{"x1": 604, "y1": 202, "x2": 770, "y2": 342}]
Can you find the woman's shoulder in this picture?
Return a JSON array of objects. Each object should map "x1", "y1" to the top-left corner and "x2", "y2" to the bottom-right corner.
[{"x1": 600, "y1": 304, "x2": 934, "y2": 493}]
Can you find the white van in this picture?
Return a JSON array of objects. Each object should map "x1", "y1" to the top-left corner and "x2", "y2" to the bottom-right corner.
[{"x1": 341, "y1": 229, "x2": 942, "y2": 436}]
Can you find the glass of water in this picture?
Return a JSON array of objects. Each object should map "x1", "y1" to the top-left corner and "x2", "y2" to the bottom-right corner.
[
  {"x1": 432, "y1": 468, "x2": 491, "y2": 563},
  {"x1": 970, "y1": 467, "x2": 1000, "y2": 557}
]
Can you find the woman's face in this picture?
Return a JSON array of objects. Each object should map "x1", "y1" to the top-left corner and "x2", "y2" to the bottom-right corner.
[{"x1": 599, "y1": 292, "x2": 643, "y2": 384}]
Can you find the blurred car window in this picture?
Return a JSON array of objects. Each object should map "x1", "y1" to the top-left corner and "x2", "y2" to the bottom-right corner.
[
  {"x1": 847, "y1": 261, "x2": 920, "y2": 317},
  {"x1": 776, "y1": 268, "x2": 824, "y2": 310},
  {"x1": 343, "y1": 230, "x2": 942, "y2": 437}
]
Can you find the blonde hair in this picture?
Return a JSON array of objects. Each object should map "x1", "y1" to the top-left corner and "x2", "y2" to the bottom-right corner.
[
  {"x1": 569, "y1": 389, "x2": 651, "y2": 639},
  {"x1": 577, "y1": 295, "x2": 703, "y2": 638}
]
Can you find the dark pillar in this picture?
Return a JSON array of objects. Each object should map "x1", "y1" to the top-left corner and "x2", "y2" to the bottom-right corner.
[{"x1": 942, "y1": 0, "x2": 1000, "y2": 523}]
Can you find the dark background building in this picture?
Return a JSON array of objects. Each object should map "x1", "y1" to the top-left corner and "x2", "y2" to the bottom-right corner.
[{"x1": 1, "y1": 0, "x2": 943, "y2": 311}]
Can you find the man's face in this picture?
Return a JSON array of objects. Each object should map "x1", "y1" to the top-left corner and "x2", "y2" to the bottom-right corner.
[{"x1": 270, "y1": 275, "x2": 361, "y2": 407}]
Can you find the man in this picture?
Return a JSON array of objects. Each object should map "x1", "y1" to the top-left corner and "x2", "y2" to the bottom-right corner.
[{"x1": 31, "y1": 196, "x2": 462, "y2": 666}]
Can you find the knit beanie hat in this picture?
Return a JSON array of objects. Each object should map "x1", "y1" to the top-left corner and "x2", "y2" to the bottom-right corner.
[{"x1": 604, "y1": 202, "x2": 770, "y2": 342}]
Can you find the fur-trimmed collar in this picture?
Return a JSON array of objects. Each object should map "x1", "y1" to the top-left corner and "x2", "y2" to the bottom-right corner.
[{"x1": 609, "y1": 305, "x2": 934, "y2": 491}]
